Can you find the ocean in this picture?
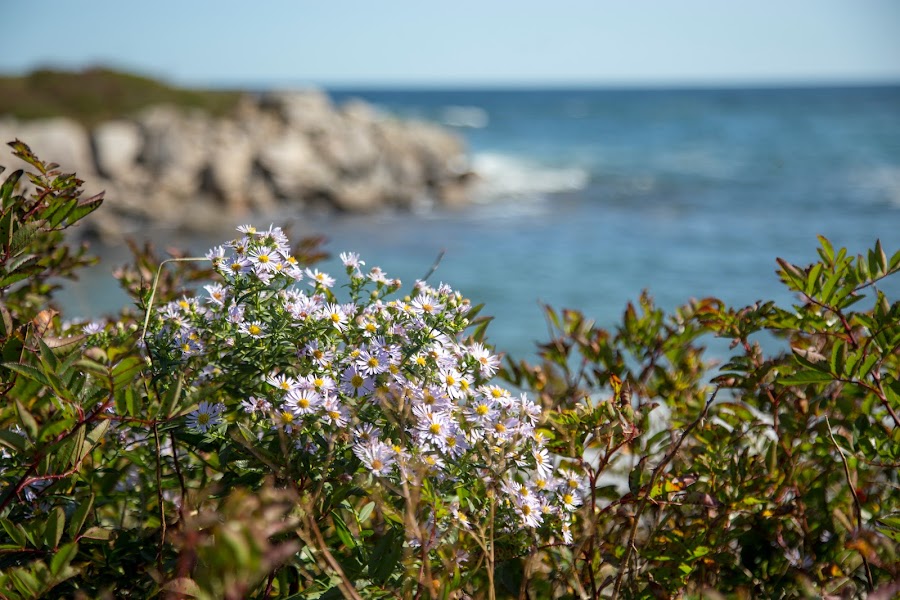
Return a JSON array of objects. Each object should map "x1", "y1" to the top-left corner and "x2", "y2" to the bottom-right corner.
[{"x1": 59, "y1": 86, "x2": 900, "y2": 360}]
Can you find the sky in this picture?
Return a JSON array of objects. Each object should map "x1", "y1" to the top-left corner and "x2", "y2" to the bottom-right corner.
[{"x1": 3, "y1": 1, "x2": 900, "y2": 87}]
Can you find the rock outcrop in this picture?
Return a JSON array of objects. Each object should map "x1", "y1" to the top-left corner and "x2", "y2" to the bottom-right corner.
[{"x1": 0, "y1": 90, "x2": 473, "y2": 238}]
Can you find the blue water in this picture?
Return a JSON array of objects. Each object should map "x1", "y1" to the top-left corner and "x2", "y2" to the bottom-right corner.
[{"x1": 62, "y1": 86, "x2": 900, "y2": 359}]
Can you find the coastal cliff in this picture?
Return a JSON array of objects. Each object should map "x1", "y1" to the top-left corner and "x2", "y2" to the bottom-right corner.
[{"x1": 0, "y1": 89, "x2": 473, "y2": 238}]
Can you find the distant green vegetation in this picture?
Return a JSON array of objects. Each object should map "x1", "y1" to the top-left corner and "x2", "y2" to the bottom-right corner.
[{"x1": 0, "y1": 67, "x2": 243, "y2": 126}]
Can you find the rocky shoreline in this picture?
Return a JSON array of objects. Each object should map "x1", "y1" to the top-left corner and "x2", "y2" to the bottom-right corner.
[{"x1": 0, "y1": 90, "x2": 474, "y2": 238}]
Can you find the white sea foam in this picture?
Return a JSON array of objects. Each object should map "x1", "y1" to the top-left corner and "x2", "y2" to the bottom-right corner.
[
  {"x1": 439, "y1": 105, "x2": 489, "y2": 129},
  {"x1": 471, "y1": 152, "x2": 590, "y2": 201},
  {"x1": 852, "y1": 165, "x2": 900, "y2": 207}
]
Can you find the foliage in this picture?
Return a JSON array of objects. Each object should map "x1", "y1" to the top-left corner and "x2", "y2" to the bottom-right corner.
[
  {"x1": 0, "y1": 68, "x2": 242, "y2": 127},
  {"x1": 1, "y1": 141, "x2": 898, "y2": 599},
  {"x1": 502, "y1": 240, "x2": 900, "y2": 598}
]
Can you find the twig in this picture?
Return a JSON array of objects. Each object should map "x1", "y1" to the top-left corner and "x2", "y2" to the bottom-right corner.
[
  {"x1": 610, "y1": 386, "x2": 718, "y2": 599},
  {"x1": 825, "y1": 416, "x2": 874, "y2": 592},
  {"x1": 418, "y1": 249, "x2": 445, "y2": 283},
  {"x1": 140, "y1": 256, "x2": 209, "y2": 343},
  {"x1": 154, "y1": 422, "x2": 166, "y2": 573}
]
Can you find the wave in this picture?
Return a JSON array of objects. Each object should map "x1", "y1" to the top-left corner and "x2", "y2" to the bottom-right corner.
[
  {"x1": 471, "y1": 152, "x2": 590, "y2": 200},
  {"x1": 440, "y1": 105, "x2": 489, "y2": 129}
]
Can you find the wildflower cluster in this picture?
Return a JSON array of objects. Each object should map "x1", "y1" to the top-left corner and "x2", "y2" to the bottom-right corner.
[{"x1": 145, "y1": 225, "x2": 580, "y2": 554}]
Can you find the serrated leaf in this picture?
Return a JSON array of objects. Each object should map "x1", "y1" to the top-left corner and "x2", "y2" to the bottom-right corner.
[
  {"x1": 9, "y1": 219, "x2": 44, "y2": 256},
  {"x1": 38, "y1": 337, "x2": 59, "y2": 372},
  {"x1": 1, "y1": 168, "x2": 23, "y2": 204},
  {"x1": 67, "y1": 192, "x2": 104, "y2": 223},
  {"x1": 829, "y1": 340, "x2": 844, "y2": 377},
  {"x1": 857, "y1": 353, "x2": 880, "y2": 379},
  {"x1": 0, "y1": 270, "x2": 37, "y2": 288},
  {"x1": 44, "y1": 198, "x2": 77, "y2": 228}
]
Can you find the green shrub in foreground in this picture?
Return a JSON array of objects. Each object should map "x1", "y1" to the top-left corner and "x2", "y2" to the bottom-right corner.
[{"x1": 0, "y1": 141, "x2": 898, "y2": 598}]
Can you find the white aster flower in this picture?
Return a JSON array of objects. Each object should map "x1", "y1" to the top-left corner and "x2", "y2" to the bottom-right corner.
[{"x1": 187, "y1": 401, "x2": 224, "y2": 433}]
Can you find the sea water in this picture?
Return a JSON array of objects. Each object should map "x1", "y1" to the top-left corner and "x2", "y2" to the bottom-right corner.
[{"x1": 59, "y1": 86, "x2": 900, "y2": 360}]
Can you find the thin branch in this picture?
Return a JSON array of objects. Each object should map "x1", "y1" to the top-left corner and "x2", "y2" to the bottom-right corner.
[
  {"x1": 825, "y1": 416, "x2": 874, "y2": 592},
  {"x1": 610, "y1": 386, "x2": 718, "y2": 600},
  {"x1": 418, "y1": 249, "x2": 445, "y2": 284}
]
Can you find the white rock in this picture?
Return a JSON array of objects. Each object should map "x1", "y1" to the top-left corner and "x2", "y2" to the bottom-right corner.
[{"x1": 92, "y1": 120, "x2": 143, "y2": 179}]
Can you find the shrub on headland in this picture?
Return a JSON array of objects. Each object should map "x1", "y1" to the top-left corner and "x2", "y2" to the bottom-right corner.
[{"x1": 0, "y1": 141, "x2": 898, "y2": 598}]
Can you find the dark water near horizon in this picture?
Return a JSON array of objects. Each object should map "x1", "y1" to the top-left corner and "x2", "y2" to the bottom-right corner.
[{"x1": 61, "y1": 85, "x2": 900, "y2": 359}]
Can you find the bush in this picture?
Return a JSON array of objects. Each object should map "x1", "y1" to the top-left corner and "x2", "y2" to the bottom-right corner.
[{"x1": 0, "y1": 141, "x2": 897, "y2": 598}]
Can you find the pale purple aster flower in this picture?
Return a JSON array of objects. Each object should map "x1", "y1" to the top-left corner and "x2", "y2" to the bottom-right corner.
[
  {"x1": 340, "y1": 365, "x2": 375, "y2": 398},
  {"x1": 353, "y1": 439, "x2": 395, "y2": 476},
  {"x1": 285, "y1": 389, "x2": 323, "y2": 416},
  {"x1": 305, "y1": 268, "x2": 335, "y2": 289},
  {"x1": 321, "y1": 397, "x2": 349, "y2": 428},
  {"x1": 82, "y1": 320, "x2": 106, "y2": 335},
  {"x1": 266, "y1": 373, "x2": 300, "y2": 392},
  {"x1": 340, "y1": 251, "x2": 364, "y2": 268},
  {"x1": 186, "y1": 401, "x2": 224, "y2": 433},
  {"x1": 241, "y1": 396, "x2": 272, "y2": 415}
]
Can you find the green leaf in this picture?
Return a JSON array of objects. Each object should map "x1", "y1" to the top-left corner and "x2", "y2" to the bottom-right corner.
[
  {"x1": 358, "y1": 501, "x2": 375, "y2": 524},
  {"x1": 50, "y1": 541, "x2": 78, "y2": 578},
  {"x1": 86, "y1": 420, "x2": 110, "y2": 447},
  {"x1": 66, "y1": 192, "x2": 104, "y2": 224},
  {"x1": 80, "y1": 526, "x2": 112, "y2": 541},
  {"x1": 0, "y1": 300, "x2": 13, "y2": 337},
  {"x1": 15, "y1": 399, "x2": 39, "y2": 439},
  {"x1": 1, "y1": 518, "x2": 27, "y2": 547},
  {"x1": 68, "y1": 494, "x2": 94, "y2": 539},
  {"x1": 44, "y1": 506, "x2": 65, "y2": 549},
  {"x1": 9, "y1": 219, "x2": 44, "y2": 256},
  {"x1": 369, "y1": 528, "x2": 403, "y2": 585},
  {"x1": 1, "y1": 169, "x2": 23, "y2": 205},
  {"x1": 332, "y1": 512, "x2": 356, "y2": 550},
  {"x1": 817, "y1": 235, "x2": 835, "y2": 264},
  {"x1": 43, "y1": 198, "x2": 77, "y2": 228},
  {"x1": 10, "y1": 568, "x2": 42, "y2": 597},
  {"x1": 5, "y1": 363, "x2": 53, "y2": 388},
  {"x1": 111, "y1": 355, "x2": 144, "y2": 389},
  {"x1": 779, "y1": 370, "x2": 834, "y2": 385},
  {"x1": 38, "y1": 337, "x2": 59, "y2": 373},
  {"x1": 829, "y1": 340, "x2": 845, "y2": 377},
  {"x1": 0, "y1": 429, "x2": 28, "y2": 452},
  {"x1": 73, "y1": 358, "x2": 109, "y2": 380}
]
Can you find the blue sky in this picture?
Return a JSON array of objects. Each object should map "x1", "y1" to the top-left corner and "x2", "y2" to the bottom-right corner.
[{"x1": 3, "y1": 1, "x2": 900, "y2": 87}]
